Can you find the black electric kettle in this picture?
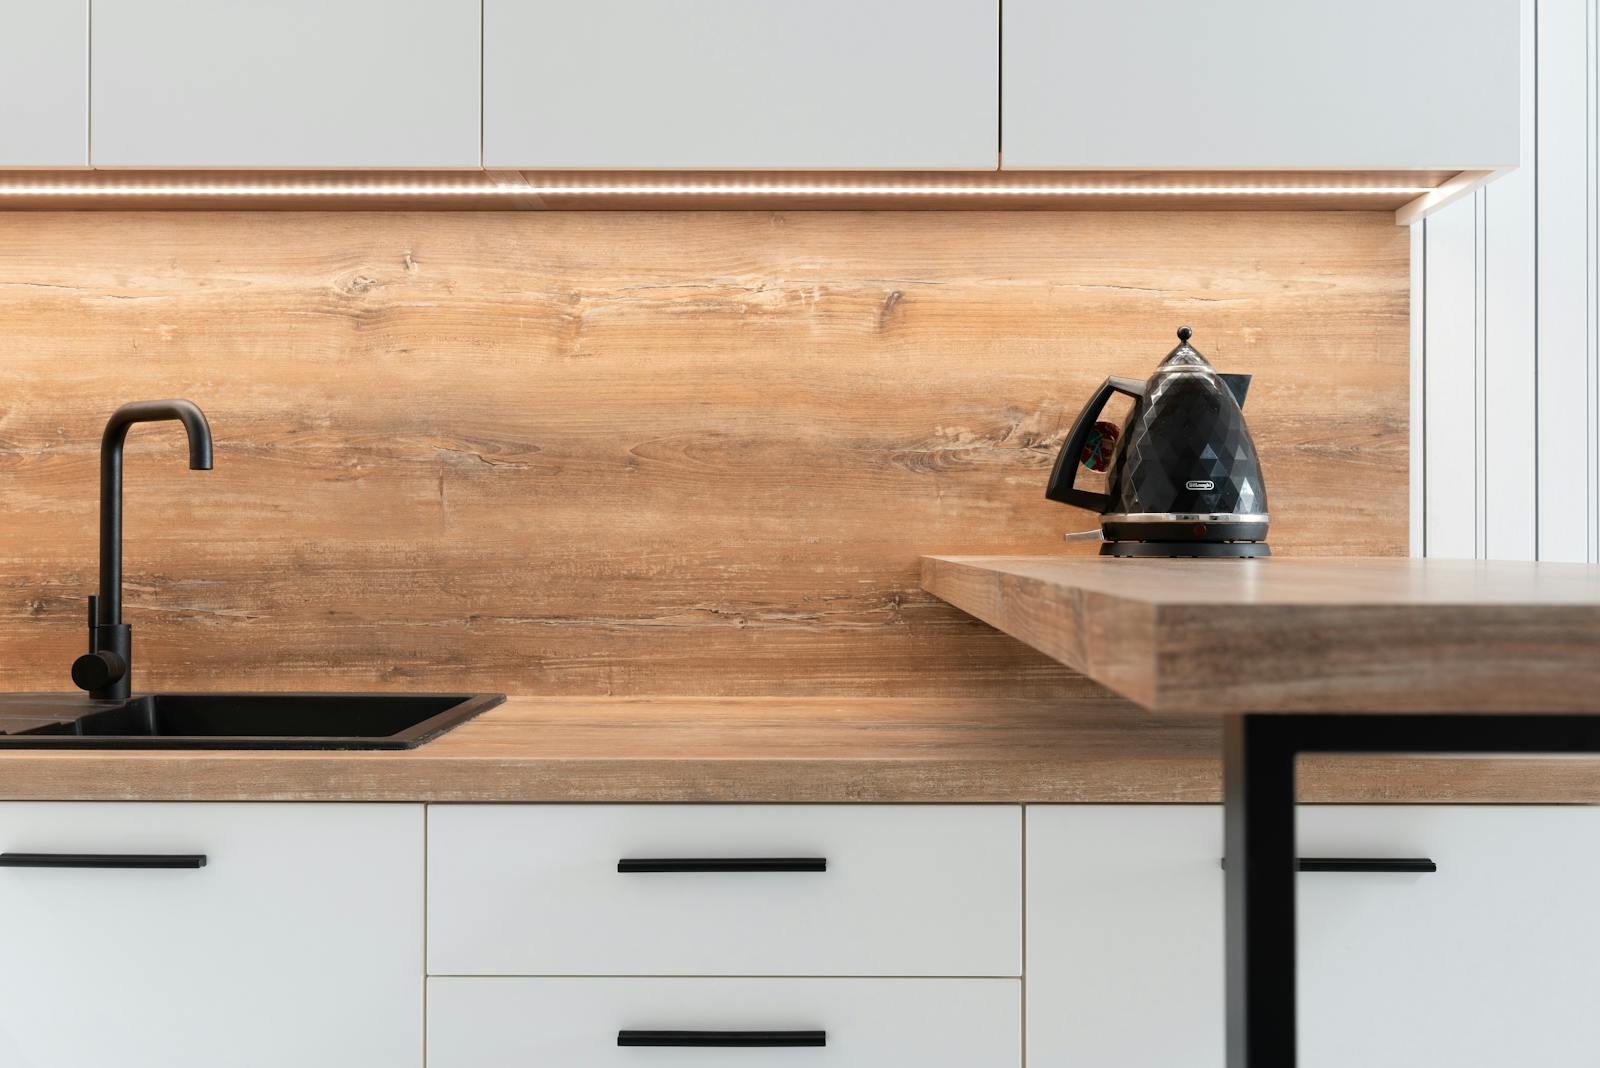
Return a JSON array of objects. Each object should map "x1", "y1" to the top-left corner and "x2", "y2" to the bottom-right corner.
[{"x1": 1045, "y1": 327, "x2": 1269, "y2": 557}]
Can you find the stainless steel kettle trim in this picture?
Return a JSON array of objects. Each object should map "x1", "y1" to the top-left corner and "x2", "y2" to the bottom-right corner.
[
  {"x1": 1101, "y1": 512, "x2": 1269, "y2": 546},
  {"x1": 1103, "y1": 513, "x2": 1270, "y2": 524}
]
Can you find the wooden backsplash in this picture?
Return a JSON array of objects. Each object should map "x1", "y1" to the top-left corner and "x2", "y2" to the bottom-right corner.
[{"x1": 0, "y1": 211, "x2": 1408, "y2": 697}]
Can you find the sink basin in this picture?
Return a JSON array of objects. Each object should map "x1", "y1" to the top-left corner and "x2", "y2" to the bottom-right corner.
[{"x1": 0, "y1": 692, "x2": 503, "y2": 750}]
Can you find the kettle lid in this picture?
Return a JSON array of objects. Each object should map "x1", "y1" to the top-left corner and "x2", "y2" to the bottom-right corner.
[{"x1": 1157, "y1": 326, "x2": 1213, "y2": 373}]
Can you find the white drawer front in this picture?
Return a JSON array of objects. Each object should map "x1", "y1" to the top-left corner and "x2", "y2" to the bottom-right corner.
[
  {"x1": 0, "y1": 802, "x2": 423, "y2": 1068},
  {"x1": 428, "y1": 804, "x2": 1020, "y2": 976},
  {"x1": 428, "y1": 977, "x2": 1019, "y2": 1067},
  {"x1": 1027, "y1": 805, "x2": 1600, "y2": 1068}
]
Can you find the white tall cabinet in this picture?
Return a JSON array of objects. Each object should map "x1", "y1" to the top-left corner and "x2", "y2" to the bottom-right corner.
[
  {"x1": 1416, "y1": 0, "x2": 1600, "y2": 564},
  {"x1": 1002, "y1": 0, "x2": 1520, "y2": 170},
  {"x1": 0, "y1": 0, "x2": 87, "y2": 167},
  {"x1": 0, "y1": 803, "x2": 424, "y2": 1068},
  {"x1": 90, "y1": 0, "x2": 481, "y2": 168}
]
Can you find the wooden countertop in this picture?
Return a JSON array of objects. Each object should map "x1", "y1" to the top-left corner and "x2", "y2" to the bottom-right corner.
[
  {"x1": 2, "y1": 694, "x2": 1598, "y2": 804},
  {"x1": 923, "y1": 555, "x2": 1600, "y2": 714}
]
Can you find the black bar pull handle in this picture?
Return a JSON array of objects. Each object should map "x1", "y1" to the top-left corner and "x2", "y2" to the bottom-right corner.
[
  {"x1": 0, "y1": 852, "x2": 207, "y2": 869},
  {"x1": 1296, "y1": 857, "x2": 1437, "y2": 873},
  {"x1": 1220, "y1": 857, "x2": 1436, "y2": 873},
  {"x1": 617, "y1": 857, "x2": 826, "y2": 873},
  {"x1": 618, "y1": 1030, "x2": 826, "y2": 1048}
]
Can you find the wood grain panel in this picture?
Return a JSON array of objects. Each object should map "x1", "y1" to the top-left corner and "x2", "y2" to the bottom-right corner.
[
  {"x1": 1, "y1": 696, "x2": 1595, "y2": 804},
  {"x1": 924, "y1": 555, "x2": 1600, "y2": 713},
  {"x1": 0, "y1": 211, "x2": 1408, "y2": 696}
]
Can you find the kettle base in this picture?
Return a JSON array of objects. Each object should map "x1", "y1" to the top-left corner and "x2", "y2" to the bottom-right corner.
[{"x1": 1101, "y1": 541, "x2": 1271, "y2": 558}]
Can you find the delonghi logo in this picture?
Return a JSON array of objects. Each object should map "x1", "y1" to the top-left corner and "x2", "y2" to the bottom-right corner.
[{"x1": 1185, "y1": 479, "x2": 1216, "y2": 491}]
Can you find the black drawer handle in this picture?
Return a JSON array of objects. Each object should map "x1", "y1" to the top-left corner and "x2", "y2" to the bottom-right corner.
[
  {"x1": 0, "y1": 852, "x2": 207, "y2": 869},
  {"x1": 1220, "y1": 857, "x2": 1436, "y2": 873},
  {"x1": 617, "y1": 857, "x2": 826, "y2": 873},
  {"x1": 618, "y1": 1030, "x2": 826, "y2": 1048}
]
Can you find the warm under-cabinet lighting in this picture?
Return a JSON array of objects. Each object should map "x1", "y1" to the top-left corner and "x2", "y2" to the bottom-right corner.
[
  {"x1": 0, "y1": 170, "x2": 1458, "y2": 217},
  {"x1": 0, "y1": 175, "x2": 1435, "y2": 198}
]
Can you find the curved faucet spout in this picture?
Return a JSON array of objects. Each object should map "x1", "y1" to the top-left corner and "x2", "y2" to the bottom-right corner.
[
  {"x1": 103, "y1": 399, "x2": 213, "y2": 472},
  {"x1": 78, "y1": 399, "x2": 214, "y2": 699}
]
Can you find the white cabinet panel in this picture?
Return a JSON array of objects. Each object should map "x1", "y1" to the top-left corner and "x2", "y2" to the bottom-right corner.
[
  {"x1": 1535, "y1": 0, "x2": 1596, "y2": 563},
  {"x1": 1003, "y1": 0, "x2": 1519, "y2": 170},
  {"x1": 0, "y1": 0, "x2": 87, "y2": 166},
  {"x1": 1479, "y1": 0, "x2": 1538, "y2": 562},
  {"x1": 1422, "y1": 193, "x2": 1483, "y2": 559},
  {"x1": 91, "y1": 0, "x2": 480, "y2": 168},
  {"x1": 429, "y1": 977, "x2": 1020, "y2": 1068},
  {"x1": 0, "y1": 802, "x2": 423, "y2": 1068},
  {"x1": 484, "y1": 0, "x2": 999, "y2": 170},
  {"x1": 428, "y1": 804, "x2": 1020, "y2": 976},
  {"x1": 1418, "y1": 0, "x2": 1599, "y2": 562},
  {"x1": 1026, "y1": 806, "x2": 1223, "y2": 1068},
  {"x1": 1297, "y1": 807, "x2": 1600, "y2": 1065},
  {"x1": 1027, "y1": 805, "x2": 1600, "y2": 1067}
]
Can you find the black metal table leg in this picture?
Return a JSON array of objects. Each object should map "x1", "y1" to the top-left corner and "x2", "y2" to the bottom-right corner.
[
  {"x1": 1224, "y1": 713, "x2": 1298, "y2": 1068},
  {"x1": 1222, "y1": 712, "x2": 1600, "y2": 1068}
]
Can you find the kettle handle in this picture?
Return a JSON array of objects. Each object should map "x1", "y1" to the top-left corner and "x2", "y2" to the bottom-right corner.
[{"x1": 1045, "y1": 375, "x2": 1146, "y2": 511}]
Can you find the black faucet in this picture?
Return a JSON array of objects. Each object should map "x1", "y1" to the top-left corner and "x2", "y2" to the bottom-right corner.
[{"x1": 71, "y1": 400, "x2": 213, "y2": 699}]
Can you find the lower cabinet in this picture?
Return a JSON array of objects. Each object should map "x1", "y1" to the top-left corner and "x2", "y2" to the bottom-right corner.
[
  {"x1": 8, "y1": 799, "x2": 1595, "y2": 1065},
  {"x1": 428, "y1": 977, "x2": 1021, "y2": 1067},
  {"x1": 1026, "y1": 805, "x2": 1600, "y2": 1067},
  {"x1": 0, "y1": 802, "x2": 424, "y2": 1068},
  {"x1": 427, "y1": 804, "x2": 1024, "y2": 1065}
]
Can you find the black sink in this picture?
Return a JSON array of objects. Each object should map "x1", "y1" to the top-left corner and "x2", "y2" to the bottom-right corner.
[{"x1": 0, "y1": 692, "x2": 503, "y2": 750}]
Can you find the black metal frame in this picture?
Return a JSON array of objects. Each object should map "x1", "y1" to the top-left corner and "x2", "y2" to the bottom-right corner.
[{"x1": 1224, "y1": 712, "x2": 1600, "y2": 1068}]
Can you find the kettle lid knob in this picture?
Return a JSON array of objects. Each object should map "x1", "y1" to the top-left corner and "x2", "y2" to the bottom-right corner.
[{"x1": 1177, "y1": 326, "x2": 1193, "y2": 344}]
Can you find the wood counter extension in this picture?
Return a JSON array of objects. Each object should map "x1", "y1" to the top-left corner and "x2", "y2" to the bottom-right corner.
[
  {"x1": 2, "y1": 694, "x2": 1598, "y2": 804},
  {"x1": 922, "y1": 555, "x2": 1600, "y2": 714}
]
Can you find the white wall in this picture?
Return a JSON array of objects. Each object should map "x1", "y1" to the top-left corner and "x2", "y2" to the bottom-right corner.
[{"x1": 1417, "y1": 0, "x2": 1599, "y2": 561}]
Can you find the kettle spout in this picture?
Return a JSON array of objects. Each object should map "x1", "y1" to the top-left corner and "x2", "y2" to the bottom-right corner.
[{"x1": 1219, "y1": 373, "x2": 1251, "y2": 408}]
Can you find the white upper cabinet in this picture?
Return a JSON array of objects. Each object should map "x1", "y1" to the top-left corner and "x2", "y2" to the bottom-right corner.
[
  {"x1": 484, "y1": 0, "x2": 999, "y2": 170},
  {"x1": 91, "y1": 0, "x2": 481, "y2": 168},
  {"x1": 0, "y1": 0, "x2": 87, "y2": 167},
  {"x1": 1003, "y1": 0, "x2": 1520, "y2": 170}
]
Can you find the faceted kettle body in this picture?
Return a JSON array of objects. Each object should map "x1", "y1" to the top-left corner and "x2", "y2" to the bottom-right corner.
[{"x1": 1046, "y1": 327, "x2": 1270, "y2": 555}]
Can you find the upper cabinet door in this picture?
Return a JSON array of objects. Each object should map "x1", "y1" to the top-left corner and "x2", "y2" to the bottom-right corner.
[
  {"x1": 0, "y1": 0, "x2": 87, "y2": 167},
  {"x1": 484, "y1": 0, "x2": 999, "y2": 170},
  {"x1": 1003, "y1": 0, "x2": 1520, "y2": 170},
  {"x1": 91, "y1": 0, "x2": 481, "y2": 168}
]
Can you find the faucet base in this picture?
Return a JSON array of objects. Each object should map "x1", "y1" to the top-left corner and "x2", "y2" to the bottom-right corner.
[{"x1": 84, "y1": 624, "x2": 131, "y2": 701}]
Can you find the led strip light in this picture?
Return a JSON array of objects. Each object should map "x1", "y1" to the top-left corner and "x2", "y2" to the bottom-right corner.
[{"x1": 0, "y1": 174, "x2": 1437, "y2": 199}]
